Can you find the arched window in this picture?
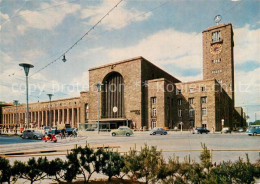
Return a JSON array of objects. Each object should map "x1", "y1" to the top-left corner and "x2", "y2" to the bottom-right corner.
[{"x1": 102, "y1": 72, "x2": 124, "y2": 118}]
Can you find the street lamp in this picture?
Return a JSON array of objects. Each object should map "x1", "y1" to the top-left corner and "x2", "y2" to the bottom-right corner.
[
  {"x1": 47, "y1": 94, "x2": 53, "y2": 128},
  {"x1": 13, "y1": 100, "x2": 18, "y2": 132},
  {"x1": 19, "y1": 63, "x2": 34, "y2": 129},
  {"x1": 95, "y1": 83, "x2": 103, "y2": 134}
]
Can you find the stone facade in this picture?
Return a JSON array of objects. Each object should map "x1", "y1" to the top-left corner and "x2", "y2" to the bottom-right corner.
[
  {"x1": 1, "y1": 23, "x2": 239, "y2": 131},
  {"x1": 1, "y1": 97, "x2": 80, "y2": 129}
]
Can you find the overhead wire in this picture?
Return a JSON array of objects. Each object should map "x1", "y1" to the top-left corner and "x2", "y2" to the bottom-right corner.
[{"x1": 30, "y1": 0, "x2": 124, "y2": 77}]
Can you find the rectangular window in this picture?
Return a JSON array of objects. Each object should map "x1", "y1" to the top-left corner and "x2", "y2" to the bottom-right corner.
[
  {"x1": 201, "y1": 97, "x2": 207, "y2": 103},
  {"x1": 212, "y1": 58, "x2": 221, "y2": 63},
  {"x1": 151, "y1": 97, "x2": 157, "y2": 104},
  {"x1": 189, "y1": 88, "x2": 194, "y2": 93},
  {"x1": 212, "y1": 31, "x2": 221, "y2": 42},
  {"x1": 177, "y1": 89, "x2": 181, "y2": 95},
  {"x1": 177, "y1": 99, "x2": 182, "y2": 105},
  {"x1": 178, "y1": 109, "x2": 182, "y2": 117},
  {"x1": 189, "y1": 109, "x2": 195, "y2": 117},
  {"x1": 152, "y1": 108, "x2": 157, "y2": 117},
  {"x1": 85, "y1": 103, "x2": 88, "y2": 121},
  {"x1": 201, "y1": 86, "x2": 206, "y2": 92},
  {"x1": 188, "y1": 98, "x2": 194, "y2": 104},
  {"x1": 202, "y1": 108, "x2": 207, "y2": 116}
]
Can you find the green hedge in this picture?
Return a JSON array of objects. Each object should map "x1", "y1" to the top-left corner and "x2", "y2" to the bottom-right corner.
[{"x1": 0, "y1": 144, "x2": 259, "y2": 184}]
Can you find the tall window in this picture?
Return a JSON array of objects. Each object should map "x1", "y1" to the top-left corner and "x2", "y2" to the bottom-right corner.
[
  {"x1": 202, "y1": 108, "x2": 207, "y2": 116},
  {"x1": 188, "y1": 98, "x2": 194, "y2": 104},
  {"x1": 151, "y1": 97, "x2": 157, "y2": 104},
  {"x1": 85, "y1": 103, "x2": 88, "y2": 121},
  {"x1": 152, "y1": 108, "x2": 157, "y2": 117},
  {"x1": 201, "y1": 86, "x2": 206, "y2": 92},
  {"x1": 189, "y1": 109, "x2": 195, "y2": 117},
  {"x1": 178, "y1": 109, "x2": 182, "y2": 117},
  {"x1": 212, "y1": 31, "x2": 221, "y2": 42},
  {"x1": 102, "y1": 72, "x2": 124, "y2": 118},
  {"x1": 201, "y1": 97, "x2": 207, "y2": 103},
  {"x1": 177, "y1": 99, "x2": 182, "y2": 105}
]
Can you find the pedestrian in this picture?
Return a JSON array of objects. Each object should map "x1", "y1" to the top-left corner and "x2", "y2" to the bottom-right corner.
[
  {"x1": 61, "y1": 128, "x2": 66, "y2": 139},
  {"x1": 212, "y1": 127, "x2": 215, "y2": 134}
]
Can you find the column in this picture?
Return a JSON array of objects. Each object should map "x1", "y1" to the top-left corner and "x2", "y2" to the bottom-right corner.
[
  {"x1": 37, "y1": 111, "x2": 40, "y2": 128},
  {"x1": 45, "y1": 111, "x2": 48, "y2": 126},
  {"x1": 77, "y1": 108, "x2": 80, "y2": 124},
  {"x1": 53, "y1": 111, "x2": 55, "y2": 126},
  {"x1": 72, "y1": 108, "x2": 75, "y2": 128},
  {"x1": 67, "y1": 109, "x2": 69, "y2": 124},
  {"x1": 41, "y1": 111, "x2": 44, "y2": 127}
]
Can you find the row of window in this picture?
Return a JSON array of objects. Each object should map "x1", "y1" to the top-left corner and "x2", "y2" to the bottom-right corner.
[
  {"x1": 152, "y1": 107, "x2": 207, "y2": 118},
  {"x1": 178, "y1": 96, "x2": 207, "y2": 105},
  {"x1": 212, "y1": 69, "x2": 222, "y2": 74},
  {"x1": 177, "y1": 86, "x2": 206, "y2": 95},
  {"x1": 178, "y1": 107, "x2": 207, "y2": 117},
  {"x1": 212, "y1": 58, "x2": 221, "y2": 63}
]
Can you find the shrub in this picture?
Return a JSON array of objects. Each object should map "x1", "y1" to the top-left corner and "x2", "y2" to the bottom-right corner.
[
  {"x1": 124, "y1": 144, "x2": 163, "y2": 184},
  {"x1": 101, "y1": 150, "x2": 125, "y2": 181}
]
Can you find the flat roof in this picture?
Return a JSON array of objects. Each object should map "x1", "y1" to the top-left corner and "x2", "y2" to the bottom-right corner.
[
  {"x1": 89, "y1": 56, "x2": 144, "y2": 71},
  {"x1": 202, "y1": 23, "x2": 232, "y2": 33}
]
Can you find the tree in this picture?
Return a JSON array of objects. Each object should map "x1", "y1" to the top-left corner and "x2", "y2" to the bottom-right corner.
[
  {"x1": 65, "y1": 145, "x2": 105, "y2": 184},
  {"x1": 0, "y1": 157, "x2": 12, "y2": 184},
  {"x1": 44, "y1": 158, "x2": 66, "y2": 183},
  {"x1": 12, "y1": 157, "x2": 48, "y2": 184},
  {"x1": 101, "y1": 150, "x2": 125, "y2": 181}
]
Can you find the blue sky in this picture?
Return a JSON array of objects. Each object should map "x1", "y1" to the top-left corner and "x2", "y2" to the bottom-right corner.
[{"x1": 0, "y1": 0, "x2": 259, "y2": 122}]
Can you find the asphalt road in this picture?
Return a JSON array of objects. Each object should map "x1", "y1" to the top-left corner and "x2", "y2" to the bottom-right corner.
[{"x1": 1, "y1": 132, "x2": 259, "y2": 163}]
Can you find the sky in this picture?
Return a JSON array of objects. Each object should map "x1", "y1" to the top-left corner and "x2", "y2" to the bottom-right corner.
[{"x1": 0, "y1": 0, "x2": 259, "y2": 122}]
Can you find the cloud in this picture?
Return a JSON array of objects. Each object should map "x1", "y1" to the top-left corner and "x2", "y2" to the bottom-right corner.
[
  {"x1": 235, "y1": 67, "x2": 260, "y2": 121},
  {"x1": 17, "y1": 1, "x2": 80, "y2": 32},
  {"x1": 106, "y1": 28, "x2": 202, "y2": 69},
  {"x1": 81, "y1": 0, "x2": 151, "y2": 30},
  {"x1": 0, "y1": 11, "x2": 10, "y2": 30},
  {"x1": 234, "y1": 25, "x2": 260, "y2": 65}
]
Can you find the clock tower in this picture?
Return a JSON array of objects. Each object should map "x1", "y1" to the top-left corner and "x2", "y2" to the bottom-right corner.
[{"x1": 202, "y1": 23, "x2": 234, "y2": 102}]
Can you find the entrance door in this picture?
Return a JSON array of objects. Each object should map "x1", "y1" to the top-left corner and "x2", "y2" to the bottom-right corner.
[{"x1": 151, "y1": 120, "x2": 157, "y2": 129}]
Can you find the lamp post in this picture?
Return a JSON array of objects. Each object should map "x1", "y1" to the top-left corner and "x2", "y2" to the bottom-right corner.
[
  {"x1": 19, "y1": 63, "x2": 34, "y2": 129},
  {"x1": 13, "y1": 100, "x2": 18, "y2": 132},
  {"x1": 47, "y1": 94, "x2": 53, "y2": 128},
  {"x1": 95, "y1": 83, "x2": 103, "y2": 134}
]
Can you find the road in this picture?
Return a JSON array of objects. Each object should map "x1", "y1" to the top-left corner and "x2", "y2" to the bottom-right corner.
[{"x1": 1, "y1": 132, "x2": 259, "y2": 164}]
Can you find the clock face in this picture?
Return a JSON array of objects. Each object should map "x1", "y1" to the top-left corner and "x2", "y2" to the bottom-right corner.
[{"x1": 210, "y1": 44, "x2": 222, "y2": 55}]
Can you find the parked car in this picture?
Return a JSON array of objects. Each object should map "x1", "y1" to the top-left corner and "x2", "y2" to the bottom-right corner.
[
  {"x1": 150, "y1": 127, "x2": 167, "y2": 135},
  {"x1": 66, "y1": 128, "x2": 78, "y2": 136},
  {"x1": 193, "y1": 127, "x2": 210, "y2": 134},
  {"x1": 246, "y1": 125, "x2": 260, "y2": 136},
  {"x1": 237, "y1": 127, "x2": 244, "y2": 132},
  {"x1": 221, "y1": 127, "x2": 232, "y2": 134},
  {"x1": 20, "y1": 130, "x2": 44, "y2": 139},
  {"x1": 111, "y1": 126, "x2": 133, "y2": 136}
]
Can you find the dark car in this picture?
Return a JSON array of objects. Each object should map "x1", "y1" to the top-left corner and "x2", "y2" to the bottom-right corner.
[
  {"x1": 66, "y1": 128, "x2": 78, "y2": 136},
  {"x1": 47, "y1": 129, "x2": 61, "y2": 135},
  {"x1": 21, "y1": 129, "x2": 44, "y2": 139},
  {"x1": 150, "y1": 127, "x2": 167, "y2": 135},
  {"x1": 193, "y1": 127, "x2": 210, "y2": 134}
]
